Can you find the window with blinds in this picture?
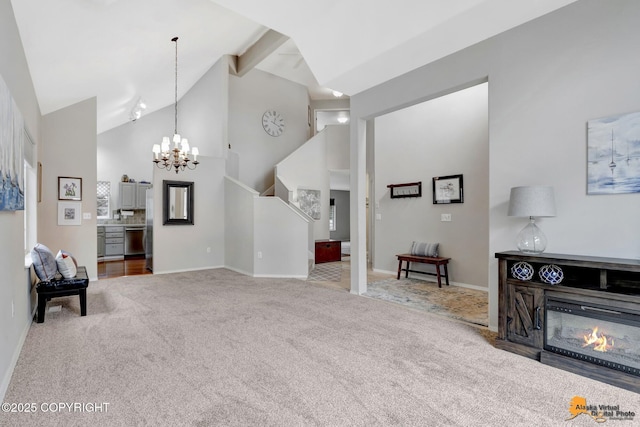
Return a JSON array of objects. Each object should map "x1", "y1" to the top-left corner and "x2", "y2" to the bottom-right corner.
[{"x1": 97, "y1": 181, "x2": 110, "y2": 219}]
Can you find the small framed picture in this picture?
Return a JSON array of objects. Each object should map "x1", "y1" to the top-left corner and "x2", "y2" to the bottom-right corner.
[
  {"x1": 58, "y1": 201, "x2": 82, "y2": 226},
  {"x1": 58, "y1": 176, "x2": 82, "y2": 201},
  {"x1": 433, "y1": 174, "x2": 464, "y2": 204}
]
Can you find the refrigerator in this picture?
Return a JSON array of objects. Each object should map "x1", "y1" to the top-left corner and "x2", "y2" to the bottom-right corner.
[{"x1": 145, "y1": 188, "x2": 153, "y2": 272}]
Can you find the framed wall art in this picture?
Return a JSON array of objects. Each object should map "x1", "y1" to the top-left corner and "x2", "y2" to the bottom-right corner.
[
  {"x1": 432, "y1": 174, "x2": 463, "y2": 204},
  {"x1": 387, "y1": 182, "x2": 422, "y2": 198},
  {"x1": 58, "y1": 176, "x2": 82, "y2": 201},
  {"x1": 587, "y1": 111, "x2": 640, "y2": 194},
  {"x1": 298, "y1": 188, "x2": 321, "y2": 220},
  {"x1": 0, "y1": 74, "x2": 25, "y2": 211},
  {"x1": 58, "y1": 201, "x2": 82, "y2": 226}
]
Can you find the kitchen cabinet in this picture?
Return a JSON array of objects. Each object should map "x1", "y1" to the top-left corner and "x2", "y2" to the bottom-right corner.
[
  {"x1": 136, "y1": 183, "x2": 152, "y2": 209},
  {"x1": 119, "y1": 182, "x2": 151, "y2": 209},
  {"x1": 119, "y1": 182, "x2": 136, "y2": 209},
  {"x1": 104, "y1": 225, "x2": 124, "y2": 256}
]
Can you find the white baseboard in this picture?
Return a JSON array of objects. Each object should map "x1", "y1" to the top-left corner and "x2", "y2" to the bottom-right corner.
[
  {"x1": 152, "y1": 265, "x2": 225, "y2": 275},
  {"x1": 223, "y1": 265, "x2": 253, "y2": 277},
  {"x1": 372, "y1": 268, "x2": 488, "y2": 292}
]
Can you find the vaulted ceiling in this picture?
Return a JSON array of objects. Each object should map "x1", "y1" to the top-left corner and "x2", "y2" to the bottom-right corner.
[{"x1": 10, "y1": 0, "x2": 577, "y2": 133}]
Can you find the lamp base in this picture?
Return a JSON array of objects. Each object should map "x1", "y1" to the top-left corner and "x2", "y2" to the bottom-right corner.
[{"x1": 516, "y1": 218, "x2": 547, "y2": 254}]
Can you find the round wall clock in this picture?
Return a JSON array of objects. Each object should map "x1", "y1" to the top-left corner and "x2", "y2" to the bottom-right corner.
[{"x1": 262, "y1": 110, "x2": 285, "y2": 137}]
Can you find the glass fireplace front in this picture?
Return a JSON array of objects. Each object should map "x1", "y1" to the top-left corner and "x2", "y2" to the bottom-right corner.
[{"x1": 545, "y1": 294, "x2": 640, "y2": 376}]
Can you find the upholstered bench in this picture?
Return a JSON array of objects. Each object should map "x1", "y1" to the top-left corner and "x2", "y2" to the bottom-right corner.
[
  {"x1": 396, "y1": 254, "x2": 451, "y2": 288},
  {"x1": 36, "y1": 266, "x2": 89, "y2": 323}
]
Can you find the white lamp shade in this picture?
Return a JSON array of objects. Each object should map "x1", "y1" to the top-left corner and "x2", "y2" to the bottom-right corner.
[
  {"x1": 508, "y1": 186, "x2": 556, "y2": 217},
  {"x1": 152, "y1": 144, "x2": 160, "y2": 154},
  {"x1": 191, "y1": 147, "x2": 199, "y2": 156}
]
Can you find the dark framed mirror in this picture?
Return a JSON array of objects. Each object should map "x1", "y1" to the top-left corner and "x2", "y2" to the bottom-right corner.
[{"x1": 163, "y1": 180, "x2": 194, "y2": 225}]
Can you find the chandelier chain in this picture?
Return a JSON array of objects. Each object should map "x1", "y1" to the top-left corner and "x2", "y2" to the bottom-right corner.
[
  {"x1": 152, "y1": 35, "x2": 199, "y2": 174},
  {"x1": 172, "y1": 36, "x2": 179, "y2": 135}
]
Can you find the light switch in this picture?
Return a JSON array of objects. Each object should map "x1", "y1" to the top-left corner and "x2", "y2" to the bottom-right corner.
[
  {"x1": 376, "y1": 213, "x2": 382, "y2": 220},
  {"x1": 441, "y1": 214, "x2": 451, "y2": 222},
  {"x1": 83, "y1": 212, "x2": 91, "y2": 220}
]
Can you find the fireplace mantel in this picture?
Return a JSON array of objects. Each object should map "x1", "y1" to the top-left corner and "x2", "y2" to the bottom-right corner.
[{"x1": 495, "y1": 251, "x2": 640, "y2": 393}]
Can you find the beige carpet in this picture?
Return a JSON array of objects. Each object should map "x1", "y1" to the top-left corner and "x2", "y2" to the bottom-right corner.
[{"x1": 2, "y1": 268, "x2": 639, "y2": 426}]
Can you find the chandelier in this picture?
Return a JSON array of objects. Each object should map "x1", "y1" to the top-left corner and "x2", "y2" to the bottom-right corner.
[{"x1": 152, "y1": 36, "x2": 199, "y2": 174}]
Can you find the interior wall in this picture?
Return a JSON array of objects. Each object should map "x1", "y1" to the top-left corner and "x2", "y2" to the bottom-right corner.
[
  {"x1": 0, "y1": 0, "x2": 42, "y2": 400},
  {"x1": 254, "y1": 197, "x2": 308, "y2": 278},
  {"x1": 179, "y1": 56, "x2": 229, "y2": 159},
  {"x1": 374, "y1": 83, "x2": 489, "y2": 287},
  {"x1": 224, "y1": 177, "x2": 257, "y2": 275},
  {"x1": 330, "y1": 190, "x2": 350, "y2": 241},
  {"x1": 39, "y1": 98, "x2": 98, "y2": 280},
  {"x1": 152, "y1": 156, "x2": 225, "y2": 274},
  {"x1": 351, "y1": 0, "x2": 640, "y2": 329},
  {"x1": 275, "y1": 128, "x2": 330, "y2": 241},
  {"x1": 228, "y1": 69, "x2": 310, "y2": 193}
]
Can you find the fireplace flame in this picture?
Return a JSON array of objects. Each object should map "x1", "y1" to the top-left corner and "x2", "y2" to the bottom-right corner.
[{"x1": 582, "y1": 327, "x2": 614, "y2": 352}]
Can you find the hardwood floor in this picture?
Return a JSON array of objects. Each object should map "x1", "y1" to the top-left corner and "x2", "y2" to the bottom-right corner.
[{"x1": 97, "y1": 256, "x2": 151, "y2": 279}]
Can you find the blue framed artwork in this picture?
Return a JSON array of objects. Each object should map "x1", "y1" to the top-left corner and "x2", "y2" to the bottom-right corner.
[
  {"x1": 587, "y1": 111, "x2": 640, "y2": 195},
  {"x1": 0, "y1": 75, "x2": 25, "y2": 211}
]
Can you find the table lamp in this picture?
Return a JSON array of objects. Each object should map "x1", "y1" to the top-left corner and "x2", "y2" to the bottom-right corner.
[{"x1": 508, "y1": 186, "x2": 556, "y2": 254}]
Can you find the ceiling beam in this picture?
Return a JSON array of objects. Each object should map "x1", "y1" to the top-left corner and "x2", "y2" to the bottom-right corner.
[{"x1": 231, "y1": 29, "x2": 289, "y2": 77}]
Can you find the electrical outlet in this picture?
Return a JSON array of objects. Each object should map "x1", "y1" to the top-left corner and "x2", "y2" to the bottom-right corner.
[
  {"x1": 206, "y1": 247, "x2": 211, "y2": 253},
  {"x1": 376, "y1": 213, "x2": 382, "y2": 220},
  {"x1": 257, "y1": 251, "x2": 263, "y2": 259},
  {"x1": 441, "y1": 214, "x2": 452, "y2": 222},
  {"x1": 49, "y1": 305, "x2": 62, "y2": 313}
]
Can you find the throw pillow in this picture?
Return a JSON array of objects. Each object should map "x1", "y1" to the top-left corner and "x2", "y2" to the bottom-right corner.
[
  {"x1": 31, "y1": 243, "x2": 58, "y2": 281},
  {"x1": 410, "y1": 241, "x2": 439, "y2": 257},
  {"x1": 56, "y1": 250, "x2": 78, "y2": 279}
]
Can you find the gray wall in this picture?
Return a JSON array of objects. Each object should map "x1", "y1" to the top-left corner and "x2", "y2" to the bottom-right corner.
[
  {"x1": 229, "y1": 69, "x2": 310, "y2": 193},
  {"x1": 351, "y1": 0, "x2": 640, "y2": 329},
  {"x1": 0, "y1": 0, "x2": 41, "y2": 400},
  {"x1": 40, "y1": 98, "x2": 98, "y2": 280},
  {"x1": 374, "y1": 83, "x2": 488, "y2": 288},
  {"x1": 330, "y1": 190, "x2": 350, "y2": 241}
]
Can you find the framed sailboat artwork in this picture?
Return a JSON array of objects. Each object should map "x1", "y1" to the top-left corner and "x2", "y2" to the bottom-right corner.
[{"x1": 587, "y1": 111, "x2": 640, "y2": 195}]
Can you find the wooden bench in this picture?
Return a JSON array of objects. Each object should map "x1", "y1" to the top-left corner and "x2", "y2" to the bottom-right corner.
[
  {"x1": 396, "y1": 254, "x2": 451, "y2": 288},
  {"x1": 36, "y1": 266, "x2": 89, "y2": 323}
]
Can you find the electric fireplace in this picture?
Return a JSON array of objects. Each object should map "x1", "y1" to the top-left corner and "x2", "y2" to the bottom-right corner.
[
  {"x1": 545, "y1": 293, "x2": 640, "y2": 377},
  {"x1": 496, "y1": 251, "x2": 640, "y2": 392}
]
